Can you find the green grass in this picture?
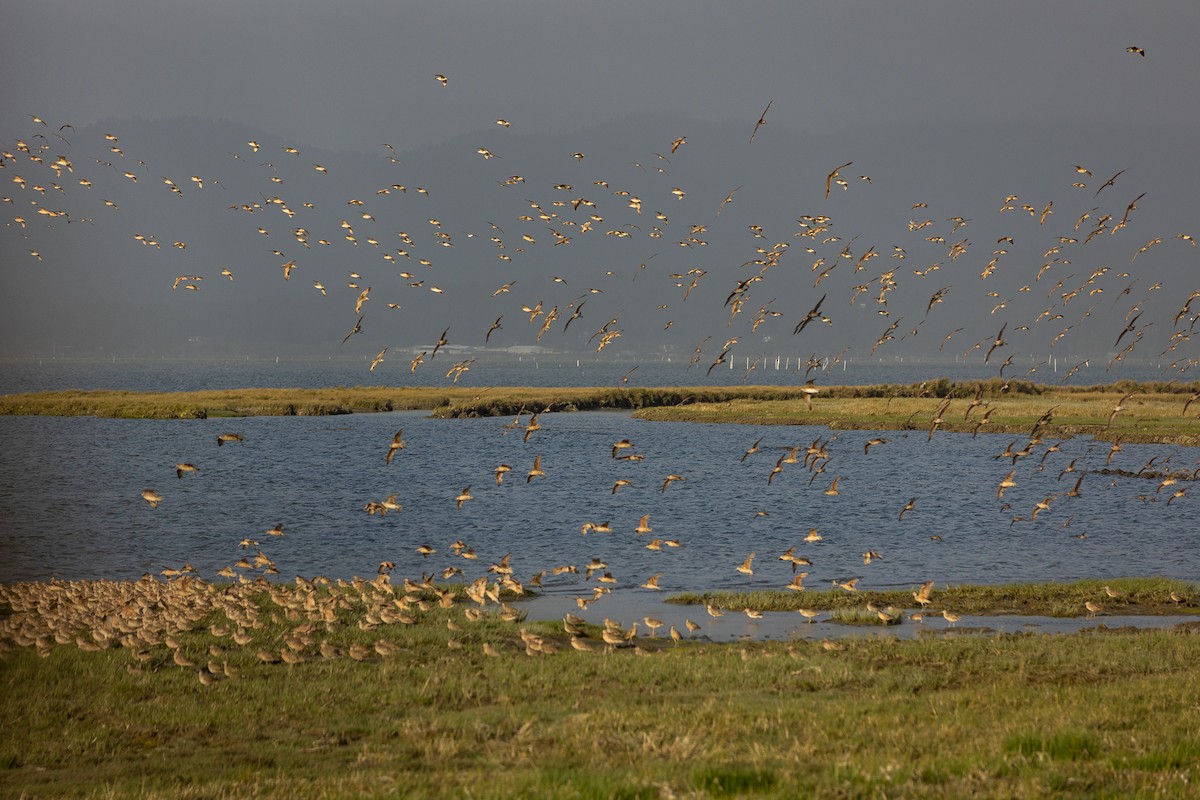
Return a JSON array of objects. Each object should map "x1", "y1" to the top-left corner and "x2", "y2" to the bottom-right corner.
[
  {"x1": 633, "y1": 380, "x2": 1200, "y2": 445},
  {"x1": 4, "y1": 381, "x2": 1200, "y2": 446},
  {"x1": 3, "y1": 576, "x2": 1200, "y2": 798},
  {"x1": 669, "y1": 577, "x2": 1200, "y2": 617}
]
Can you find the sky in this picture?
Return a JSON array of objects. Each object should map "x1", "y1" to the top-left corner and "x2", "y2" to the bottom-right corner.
[
  {"x1": 2, "y1": 1, "x2": 1199, "y2": 371},
  {"x1": 4, "y1": 2, "x2": 1198, "y2": 150}
]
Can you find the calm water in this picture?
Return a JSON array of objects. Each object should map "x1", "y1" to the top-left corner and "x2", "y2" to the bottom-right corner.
[
  {"x1": 2, "y1": 409, "x2": 1196, "y2": 597},
  {"x1": 0, "y1": 356, "x2": 1179, "y2": 395}
]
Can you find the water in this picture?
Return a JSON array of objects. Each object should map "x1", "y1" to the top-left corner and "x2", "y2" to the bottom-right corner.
[
  {"x1": 0, "y1": 356, "x2": 1179, "y2": 396},
  {"x1": 2, "y1": 409, "x2": 1196, "y2": 595}
]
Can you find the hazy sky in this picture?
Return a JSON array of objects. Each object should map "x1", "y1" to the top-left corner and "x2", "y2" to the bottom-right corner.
[
  {"x1": 4, "y1": 1, "x2": 1197, "y2": 149},
  {"x1": 3, "y1": 2, "x2": 1199, "y2": 370}
]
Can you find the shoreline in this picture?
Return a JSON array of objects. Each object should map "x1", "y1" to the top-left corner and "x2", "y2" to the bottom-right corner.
[{"x1": 3, "y1": 380, "x2": 1200, "y2": 446}]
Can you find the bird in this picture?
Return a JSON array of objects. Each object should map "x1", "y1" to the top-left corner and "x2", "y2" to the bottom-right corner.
[
  {"x1": 825, "y1": 161, "x2": 853, "y2": 198},
  {"x1": 611, "y1": 479, "x2": 634, "y2": 494},
  {"x1": 1125, "y1": 46, "x2": 1145, "y2": 57},
  {"x1": 801, "y1": 380, "x2": 820, "y2": 411},
  {"x1": 341, "y1": 315, "x2": 364, "y2": 345},
  {"x1": 527, "y1": 455, "x2": 545, "y2": 483},
  {"x1": 913, "y1": 580, "x2": 936, "y2": 607},
  {"x1": 749, "y1": 100, "x2": 772, "y2": 142},
  {"x1": 824, "y1": 476, "x2": 841, "y2": 496},
  {"x1": 716, "y1": 185, "x2": 743, "y2": 215},
  {"x1": 736, "y1": 553, "x2": 756, "y2": 576},
  {"x1": 661, "y1": 474, "x2": 685, "y2": 492},
  {"x1": 175, "y1": 463, "x2": 199, "y2": 479},
  {"x1": 797, "y1": 608, "x2": 821, "y2": 623},
  {"x1": 216, "y1": 433, "x2": 244, "y2": 447},
  {"x1": 455, "y1": 487, "x2": 473, "y2": 509},
  {"x1": 434, "y1": 74, "x2": 448, "y2": 87},
  {"x1": 140, "y1": 489, "x2": 162, "y2": 508},
  {"x1": 863, "y1": 437, "x2": 888, "y2": 454},
  {"x1": 1084, "y1": 601, "x2": 1104, "y2": 619},
  {"x1": 494, "y1": 464, "x2": 511, "y2": 486},
  {"x1": 1094, "y1": 169, "x2": 1126, "y2": 197},
  {"x1": 942, "y1": 610, "x2": 963, "y2": 627},
  {"x1": 997, "y1": 470, "x2": 1017, "y2": 499},
  {"x1": 641, "y1": 574, "x2": 663, "y2": 591},
  {"x1": 369, "y1": 348, "x2": 387, "y2": 373},
  {"x1": 385, "y1": 430, "x2": 405, "y2": 464},
  {"x1": 898, "y1": 498, "x2": 916, "y2": 520},
  {"x1": 741, "y1": 436, "x2": 764, "y2": 462},
  {"x1": 486, "y1": 316, "x2": 503, "y2": 342}
]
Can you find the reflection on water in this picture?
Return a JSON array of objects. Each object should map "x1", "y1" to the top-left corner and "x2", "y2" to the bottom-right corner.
[{"x1": 1, "y1": 411, "x2": 1196, "y2": 598}]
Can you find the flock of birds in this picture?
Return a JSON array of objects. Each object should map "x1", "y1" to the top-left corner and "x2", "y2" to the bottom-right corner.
[{"x1": 3, "y1": 46, "x2": 1199, "y2": 668}]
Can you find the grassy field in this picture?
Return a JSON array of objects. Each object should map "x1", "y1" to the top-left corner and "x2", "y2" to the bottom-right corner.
[
  {"x1": 3, "y1": 380, "x2": 1198, "y2": 445},
  {"x1": 3, "y1": 576, "x2": 1199, "y2": 798}
]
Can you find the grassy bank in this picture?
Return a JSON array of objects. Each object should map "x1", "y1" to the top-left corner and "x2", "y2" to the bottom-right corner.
[
  {"x1": 0, "y1": 385, "x2": 810, "y2": 419},
  {"x1": 670, "y1": 576, "x2": 1200, "y2": 618},
  {"x1": 2, "y1": 576, "x2": 1199, "y2": 798},
  {"x1": 3, "y1": 381, "x2": 1198, "y2": 445},
  {"x1": 632, "y1": 380, "x2": 1200, "y2": 445}
]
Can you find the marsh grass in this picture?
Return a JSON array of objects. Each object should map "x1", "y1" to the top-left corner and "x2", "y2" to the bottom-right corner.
[
  {"x1": 635, "y1": 382, "x2": 1200, "y2": 445},
  {"x1": 2, "y1": 576, "x2": 1200, "y2": 798},
  {"x1": 670, "y1": 577, "x2": 1200, "y2": 617},
  {"x1": 4, "y1": 381, "x2": 1200, "y2": 446},
  {"x1": 4, "y1": 609, "x2": 1195, "y2": 796}
]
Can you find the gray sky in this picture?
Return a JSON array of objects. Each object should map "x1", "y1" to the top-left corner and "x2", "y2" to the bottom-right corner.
[
  {"x1": 5, "y1": 1, "x2": 1196, "y2": 150},
  {"x1": 3, "y1": 2, "x2": 1199, "y2": 371}
]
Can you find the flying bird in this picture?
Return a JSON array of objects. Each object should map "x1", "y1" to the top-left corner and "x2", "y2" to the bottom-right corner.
[
  {"x1": 825, "y1": 161, "x2": 853, "y2": 199},
  {"x1": 386, "y1": 430, "x2": 405, "y2": 465},
  {"x1": 749, "y1": 100, "x2": 773, "y2": 142},
  {"x1": 1094, "y1": 169, "x2": 1126, "y2": 197},
  {"x1": 342, "y1": 315, "x2": 364, "y2": 345}
]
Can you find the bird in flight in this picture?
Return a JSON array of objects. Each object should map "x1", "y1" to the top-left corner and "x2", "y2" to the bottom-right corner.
[
  {"x1": 750, "y1": 100, "x2": 772, "y2": 142},
  {"x1": 342, "y1": 315, "x2": 364, "y2": 345},
  {"x1": 717, "y1": 185, "x2": 743, "y2": 216},
  {"x1": 1094, "y1": 169, "x2": 1126, "y2": 197},
  {"x1": 825, "y1": 162, "x2": 853, "y2": 199},
  {"x1": 1125, "y1": 46, "x2": 1145, "y2": 57},
  {"x1": 386, "y1": 430, "x2": 405, "y2": 465}
]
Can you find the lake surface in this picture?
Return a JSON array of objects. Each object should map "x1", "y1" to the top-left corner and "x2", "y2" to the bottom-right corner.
[
  {"x1": 0, "y1": 355, "x2": 1177, "y2": 395},
  {"x1": 2, "y1": 408, "x2": 1196, "y2": 600}
]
